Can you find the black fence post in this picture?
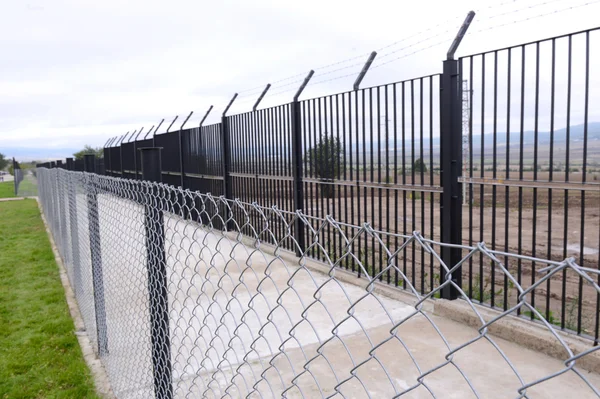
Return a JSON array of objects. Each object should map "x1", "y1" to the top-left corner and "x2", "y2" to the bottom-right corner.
[
  {"x1": 440, "y1": 59, "x2": 463, "y2": 300},
  {"x1": 84, "y1": 154, "x2": 109, "y2": 355},
  {"x1": 291, "y1": 100, "x2": 306, "y2": 255},
  {"x1": 139, "y1": 147, "x2": 173, "y2": 399},
  {"x1": 221, "y1": 116, "x2": 233, "y2": 230},
  {"x1": 12, "y1": 158, "x2": 18, "y2": 196},
  {"x1": 221, "y1": 116, "x2": 232, "y2": 201}
]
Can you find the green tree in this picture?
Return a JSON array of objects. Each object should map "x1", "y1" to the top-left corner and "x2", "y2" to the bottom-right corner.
[
  {"x1": 0, "y1": 152, "x2": 8, "y2": 171},
  {"x1": 306, "y1": 134, "x2": 342, "y2": 198},
  {"x1": 73, "y1": 145, "x2": 103, "y2": 160},
  {"x1": 413, "y1": 157, "x2": 428, "y2": 173}
]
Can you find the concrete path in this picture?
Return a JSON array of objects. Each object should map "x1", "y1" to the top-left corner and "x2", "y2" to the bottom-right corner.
[{"x1": 72, "y1": 195, "x2": 600, "y2": 398}]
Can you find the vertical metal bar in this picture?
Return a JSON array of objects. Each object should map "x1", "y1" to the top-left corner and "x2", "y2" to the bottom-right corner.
[
  {"x1": 318, "y1": 97, "x2": 325, "y2": 261},
  {"x1": 479, "y1": 54, "x2": 486, "y2": 304},
  {"x1": 429, "y1": 76, "x2": 435, "y2": 293},
  {"x1": 546, "y1": 38, "x2": 556, "y2": 322},
  {"x1": 562, "y1": 35, "x2": 572, "y2": 329},
  {"x1": 336, "y1": 95, "x2": 344, "y2": 268},
  {"x1": 419, "y1": 78, "x2": 425, "y2": 292},
  {"x1": 348, "y1": 92, "x2": 355, "y2": 272},
  {"x1": 330, "y1": 95, "x2": 336, "y2": 263},
  {"x1": 411, "y1": 80, "x2": 416, "y2": 287},
  {"x1": 292, "y1": 100, "x2": 305, "y2": 254},
  {"x1": 370, "y1": 88, "x2": 375, "y2": 279},
  {"x1": 468, "y1": 56, "x2": 474, "y2": 298},
  {"x1": 518, "y1": 46, "x2": 525, "y2": 316},
  {"x1": 393, "y1": 84, "x2": 399, "y2": 285},
  {"x1": 580, "y1": 31, "x2": 591, "y2": 339},
  {"x1": 83, "y1": 155, "x2": 109, "y2": 357},
  {"x1": 531, "y1": 42, "x2": 540, "y2": 317},
  {"x1": 440, "y1": 57, "x2": 463, "y2": 300},
  {"x1": 491, "y1": 50, "x2": 498, "y2": 308},
  {"x1": 139, "y1": 148, "x2": 173, "y2": 399},
  {"x1": 384, "y1": 86, "x2": 390, "y2": 283},
  {"x1": 402, "y1": 82, "x2": 407, "y2": 288},
  {"x1": 504, "y1": 48, "x2": 511, "y2": 311}
]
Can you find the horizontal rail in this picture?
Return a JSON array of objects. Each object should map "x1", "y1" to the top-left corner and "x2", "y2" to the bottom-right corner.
[
  {"x1": 186, "y1": 173, "x2": 224, "y2": 181},
  {"x1": 303, "y1": 178, "x2": 443, "y2": 193},
  {"x1": 229, "y1": 172, "x2": 294, "y2": 182},
  {"x1": 459, "y1": 177, "x2": 600, "y2": 192}
]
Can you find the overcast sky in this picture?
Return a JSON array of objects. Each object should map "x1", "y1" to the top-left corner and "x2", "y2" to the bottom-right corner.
[{"x1": 1, "y1": 0, "x2": 599, "y2": 160}]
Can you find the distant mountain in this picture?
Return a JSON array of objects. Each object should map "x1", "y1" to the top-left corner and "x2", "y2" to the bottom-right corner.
[
  {"x1": 349, "y1": 122, "x2": 600, "y2": 154},
  {"x1": 469, "y1": 122, "x2": 600, "y2": 147}
]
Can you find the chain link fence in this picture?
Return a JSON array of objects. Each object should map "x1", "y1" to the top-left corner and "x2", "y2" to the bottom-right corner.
[
  {"x1": 14, "y1": 166, "x2": 38, "y2": 197},
  {"x1": 37, "y1": 167, "x2": 599, "y2": 398}
]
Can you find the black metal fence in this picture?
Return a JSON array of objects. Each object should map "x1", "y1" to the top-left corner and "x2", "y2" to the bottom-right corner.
[{"x1": 40, "y1": 26, "x2": 599, "y2": 345}]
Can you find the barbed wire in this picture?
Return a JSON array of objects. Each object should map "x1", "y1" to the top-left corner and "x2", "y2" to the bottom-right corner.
[
  {"x1": 102, "y1": 0, "x2": 600, "y2": 139},
  {"x1": 468, "y1": 0, "x2": 600, "y2": 35}
]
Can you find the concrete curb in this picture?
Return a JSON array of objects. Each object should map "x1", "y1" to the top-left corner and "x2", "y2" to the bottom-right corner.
[
  {"x1": 0, "y1": 197, "x2": 25, "y2": 202},
  {"x1": 433, "y1": 298, "x2": 600, "y2": 374},
  {"x1": 34, "y1": 198, "x2": 115, "y2": 398},
  {"x1": 224, "y1": 228, "x2": 599, "y2": 374}
]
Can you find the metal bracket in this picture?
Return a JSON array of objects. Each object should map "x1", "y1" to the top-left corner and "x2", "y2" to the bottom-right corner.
[
  {"x1": 134, "y1": 127, "x2": 145, "y2": 141},
  {"x1": 127, "y1": 130, "x2": 137, "y2": 142},
  {"x1": 293, "y1": 70, "x2": 314, "y2": 101},
  {"x1": 223, "y1": 94, "x2": 238, "y2": 117},
  {"x1": 353, "y1": 51, "x2": 377, "y2": 91},
  {"x1": 199, "y1": 106, "x2": 213, "y2": 127},
  {"x1": 165, "y1": 115, "x2": 179, "y2": 134},
  {"x1": 144, "y1": 125, "x2": 155, "y2": 140},
  {"x1": 148, "y1": 119, "x2": 165, "y2": 139},
  {"x1": 253, "y1": 84, "x2": 271, "y2": 111},
  {"x1": 180, "y1": 111, "x2": 193, "y2": 130},
  {"x1": 117, "y1": 133, "x2": 128, "y2": 146},
  {"x1": 447, "y1": 11, "x2": 476, "y2": 60}
]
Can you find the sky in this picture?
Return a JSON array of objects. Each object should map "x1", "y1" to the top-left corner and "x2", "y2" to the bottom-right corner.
[{"x1": 1, "y1": 0, "x2": 599, "y2": 161}]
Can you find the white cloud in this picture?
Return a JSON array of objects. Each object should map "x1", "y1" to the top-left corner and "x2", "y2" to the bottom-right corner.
[{"x1": 1, "y1": 0, "x2": 599, "y2": 160}]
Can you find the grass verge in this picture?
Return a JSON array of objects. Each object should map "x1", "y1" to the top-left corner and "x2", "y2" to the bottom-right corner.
[
  {"x1": 0, "y1": 199, "x2": 98, "y2": 398},
  {"x1": 0, "y1": 181, "x2": 14, "y2": 199}
]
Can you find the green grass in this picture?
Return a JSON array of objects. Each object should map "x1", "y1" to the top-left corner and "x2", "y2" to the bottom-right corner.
[
  {"x1": 0, "y1": 199, "x2": 98, "y2": 399},
  {"x1": 0, "y1": 181, "x2": 14, "y2": 198},
  {"x1": 16, "y1": 177, "x2": 38, "y2": 197}
]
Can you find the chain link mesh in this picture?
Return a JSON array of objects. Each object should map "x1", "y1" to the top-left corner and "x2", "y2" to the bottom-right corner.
[{"x1": 37, "y1": 168, "x2": 600, "y2": 398}]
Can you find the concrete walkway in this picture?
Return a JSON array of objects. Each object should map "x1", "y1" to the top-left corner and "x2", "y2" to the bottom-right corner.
[{"x1": 85, "y1": 197, "x2": 599, "y2": 398}]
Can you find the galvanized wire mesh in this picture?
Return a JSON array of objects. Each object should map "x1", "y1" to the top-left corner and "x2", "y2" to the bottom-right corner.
[{"x1": 37, "y1": 168, "x2": 600, "y2": 398}]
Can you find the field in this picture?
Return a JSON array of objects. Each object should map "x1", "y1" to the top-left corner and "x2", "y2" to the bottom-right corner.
[
  {"x1": 0, "y1": 199, "x2": 98, "y2": 398},
  {"x1": 0, "y1": 181, "x2": 14, "y2": 198},
  {"x1": 289, "y1": 169, "x2": 600, "y2": 338}
]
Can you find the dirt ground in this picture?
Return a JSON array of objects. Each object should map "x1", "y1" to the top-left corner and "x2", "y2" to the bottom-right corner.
[{"x1": 242, "y1": 171, "x2": 599, "y2": 339}]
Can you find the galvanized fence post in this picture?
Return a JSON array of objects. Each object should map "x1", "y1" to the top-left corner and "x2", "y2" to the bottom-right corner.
[
  {"x1": 66, "y1": 157, "x2": 82, "y2": 298},
  {"x1": 139, "y1": 147, "x2": 174, "y2": 399},
  {"x1": 291, "y1": 100, "x2": 306, "y2": 255},
  {"x1": 84, "y1": 154, "x2": 109, "y2": 355}
]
